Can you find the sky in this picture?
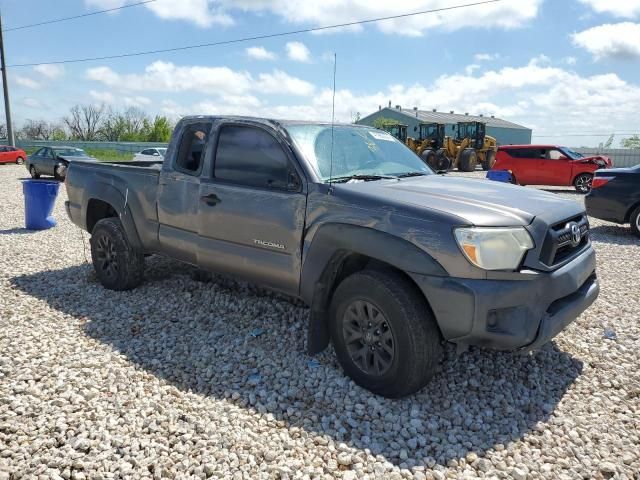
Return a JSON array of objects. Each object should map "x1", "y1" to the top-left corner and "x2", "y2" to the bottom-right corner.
[{"x1": 1, "y1": 0, "x2": 639, "y2": 147}]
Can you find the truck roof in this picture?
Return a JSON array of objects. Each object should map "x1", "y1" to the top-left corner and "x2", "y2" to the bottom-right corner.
[{"x1": 179, "y1": 115, "x2": 374, "y2": 129}]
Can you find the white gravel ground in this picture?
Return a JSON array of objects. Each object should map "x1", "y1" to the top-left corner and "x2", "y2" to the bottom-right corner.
[{"x1": 0, "y1": 163, "x2": 638, "y2": 479}]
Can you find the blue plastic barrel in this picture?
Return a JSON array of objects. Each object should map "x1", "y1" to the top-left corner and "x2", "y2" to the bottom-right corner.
[
  {"x1": 486, "y1": 170, "x2": 513, "y2": 183},
  {"x1": 22, "y1": 180, "x2": 60, "y2": 230}
]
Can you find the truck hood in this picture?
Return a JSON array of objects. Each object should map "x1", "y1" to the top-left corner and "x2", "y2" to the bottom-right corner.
[
  {"x1": 57, "y1": 155, "x2": 98, "y2": 162},
  {"x1": 338, "y1": 175, "x2": 584, "y2": 227}
]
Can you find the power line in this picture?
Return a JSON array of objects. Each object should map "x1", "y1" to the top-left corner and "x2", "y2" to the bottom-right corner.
[
  {"x1": 534, "y1": 133, "x2": 638, "y2": 137},
  {"x1": 5, "y1": 0, "x2": 156, "y2": 32},
  {"x1": 8, "y1": 0, "x2": 502, "y2": 67}
]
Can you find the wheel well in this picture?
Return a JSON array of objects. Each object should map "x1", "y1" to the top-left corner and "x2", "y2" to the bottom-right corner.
[
  {"x1": 307, "y1": 251, "x2": 438, "y2": 354},
  {"x1": 572, "y1": 172, "x2": 593, "y2": 184},
  {"x1": 624, "y1": 201, "x2": 640, "y2": 223},
  {"x1": 86, "y1": 199, "x2": 118, "y2": 233}
]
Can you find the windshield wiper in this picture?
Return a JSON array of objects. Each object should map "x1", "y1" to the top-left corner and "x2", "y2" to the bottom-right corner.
[
  {"x1": 397, "y1": 172, "x2": 429, "y2": 178},
  {"x1": 326, "y1": 174, "x2": 399, "y2": 183}
]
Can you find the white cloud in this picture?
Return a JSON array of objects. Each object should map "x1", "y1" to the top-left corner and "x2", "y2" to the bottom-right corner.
[
  {"x1": 33, "y1": 64, "x2": 65, "y2": 79},
  {"x1": 563, "y1": 56, "x2": 578, "y2": 65},
  {"x1": 256, "y1": 70, "x2": 315, "y2": 96},
  {"x1": 578, "y1": 0, "x2": 640, "y2": 18},
  {"x1": 21, "y1": 98, "x2": 42, "y2": 109},
  {"x1": 465, "y1": 64, "x2": 481, "y2": 75},
  {"x1": 246, "y1": 46, "x2": 277, "y2": 60},
  {"x1": 124, "y1": 96, "x2": 152, "y2": 107},
  {"x1": 286, "y1": 42, "x2": 311, "y2": 62},
  {"x1": 86, "y1": 62, "x2": 315, "y2": 99},
  {"x1": 474, "y1": 53, "x2": 500, "y2": 62},
  {"x1": 14, "y1": 77, "x2": 40, "y2": 89},
  {"x1": 572, "y1": 23, "x2": 640, "y2": 59},
  {"x1": 89, "y1": 90, "x2": 115, "y2": 103},
  {"x1": 85, "y1": 0, "x2": 232, "y2": 27}
]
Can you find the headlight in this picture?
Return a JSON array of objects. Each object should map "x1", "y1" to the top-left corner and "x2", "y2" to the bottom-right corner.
[{"x1": 454, "y1": 227, "x2": 534, "y2": 271}]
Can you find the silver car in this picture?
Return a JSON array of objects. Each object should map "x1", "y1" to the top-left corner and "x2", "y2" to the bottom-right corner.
[{"x1": 27, "y1": 147, "x2": 97, "y2": 180}]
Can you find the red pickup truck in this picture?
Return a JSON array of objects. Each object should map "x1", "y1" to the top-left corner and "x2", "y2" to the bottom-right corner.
[{"x1": 493, "y1": 145, "x2": 612, "y2": 193}]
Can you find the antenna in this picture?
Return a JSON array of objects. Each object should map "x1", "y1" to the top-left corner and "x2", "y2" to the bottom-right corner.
[{"x1": 328, "y1": 52, "x2": 337, "y2": 188}]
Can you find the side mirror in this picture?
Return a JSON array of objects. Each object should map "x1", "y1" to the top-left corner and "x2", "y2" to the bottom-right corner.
[
  {"x1": 288, "y1": 171, "x2": 301, "y2": 191},
  {"x1": 153, "y1": 152, "x2": 160, "y2": 156}
]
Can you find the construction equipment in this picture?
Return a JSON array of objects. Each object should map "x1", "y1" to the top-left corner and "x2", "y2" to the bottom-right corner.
[
  {"x1": 452, "y1": 121, "x2": 498, "y2": 172},
  {"x1": 406, "y1": 123, "x2": 452, "y2": 171},
  {"x1": 381, "y1": 123, "x2": 408, "y2": 143}
]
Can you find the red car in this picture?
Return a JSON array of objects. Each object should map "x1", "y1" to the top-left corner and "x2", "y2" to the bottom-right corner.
[
  {"x1": 493, "y1": 145, "x2": 613, "y2": 193},
  {"x1": 0, "y1": 146, "x2": 27, "y2": 165}
]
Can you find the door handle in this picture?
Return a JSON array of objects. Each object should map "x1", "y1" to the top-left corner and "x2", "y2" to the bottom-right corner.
[{"x1": 201, "y1": 193, "x2": 221, "y2": 206}]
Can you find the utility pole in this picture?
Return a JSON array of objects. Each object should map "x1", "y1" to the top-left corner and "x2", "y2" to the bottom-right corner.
[{"x1": 0, "y1": 12, "x2": 14, "y2": 146}]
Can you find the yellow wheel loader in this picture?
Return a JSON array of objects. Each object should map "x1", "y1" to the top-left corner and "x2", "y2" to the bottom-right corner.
[
  {"x1": 452, "y1": 121, "x2": 498, "y2": 172},
  {"x1": 381, "y1": 123, "x2": 408, "y2": 143},
  {"x1": 406, "y1": 123, "x2": 452, "y2": 171}
]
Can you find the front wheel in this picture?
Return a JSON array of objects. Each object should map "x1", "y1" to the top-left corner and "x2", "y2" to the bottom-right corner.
[
  {"x1": 29, "y1": 165, "x2": 40, "y2": 179},
  {"x1": 630, "y1": 205, "x2": 640, "y2": 238},
  {"x1": 16, "y1": 157, "x2": 24, "y2": 165},
  {"x1": 329, "y1": 269, "x2": 443, "y2": 398},
  {"x1": 54, "y1": 163, "x2": 67, "y2": 181},
  {"x1": 459, "y1": 149, "x2": 478, "y2": 172},
  {"x1": 482, "y1": 150, "x2": 496, "y2": 171},
  {"x1": 574, "y1": 173, "x2": 593, "y2": 194},
  {"x1": 90, "y1": 217, "x2": 144, "y2": 291}
]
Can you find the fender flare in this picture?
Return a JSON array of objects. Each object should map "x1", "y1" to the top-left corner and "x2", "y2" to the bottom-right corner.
[
  {"x1": 301, "y1": 223, "x2": 447, "y2": 354},
  {"x1": 84, "y1": 183, "x2": 143, "y2": 251}
]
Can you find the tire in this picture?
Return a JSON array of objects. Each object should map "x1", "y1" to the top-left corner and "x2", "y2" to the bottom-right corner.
[
  {"x1": 482, "y1": 150, "x2": 496, "y2": 171},
  {"x1": 16, "y1": 157, "x2": 24, "y2": 165},
  {"x1": 630, "y1": 205, "x2": 640, "y2": 238},
  {"x1": 435, "y1": 149, "x2": 452, "y2": 171},
  {"x1": 54, "y1": 163, "x2": 67, "y2": 181},
  {"x1": 90, "y1": 217, "x2": 144, "y2": 291},
  {"x1": 420, "y1": 150, "x2": 437, "y2": 170},
  {"x1": 574, "y1": 173, "x2": 593, "y2": 194},
  {"x1": 459, "y1": 149, "x2": 478, "y2": 172},
  {"x1": 29, "y1": 165, "x2": 40, "y2": 179},
  {"x1": 329, "y1": 269, "x2": 443, "y2": 398}
]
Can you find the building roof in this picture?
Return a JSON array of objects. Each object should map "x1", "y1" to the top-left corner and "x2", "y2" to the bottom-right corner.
[{"x1": 361, "y1": 107, "x2": 531, "y2": 131}]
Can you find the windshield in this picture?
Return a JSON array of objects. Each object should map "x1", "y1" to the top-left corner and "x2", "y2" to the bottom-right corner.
[
  {"x1": 54, "y1": 148, "x2": 88, "y2": 157},
  {"x1": 285, "y1": 124, "x2": 433, "y2": 182},
  {"x1": 560, "y1": 147, "x2": 584, "y2": 160},
  {"x1": 157, "y1": 148, "x2": 167, "y2": 155}
]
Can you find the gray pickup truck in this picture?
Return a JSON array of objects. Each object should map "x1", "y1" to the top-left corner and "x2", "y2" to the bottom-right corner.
[{"x1": 65, "y1": 116, "x2": 599, "y2": 398}]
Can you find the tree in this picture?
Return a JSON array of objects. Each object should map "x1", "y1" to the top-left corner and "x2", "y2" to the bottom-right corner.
[
  {"x1": 621, "y1": 135, "x2": 640, "y2": 149},
  {"x1": 64, "y1": 104, "x2": 106, "y2": 140},
  {"x1": 0, "y1": 123, "x2": 6, "y2": 139},
  {"x1": 373, "y1": 117, "x2": 401, "y2": 129},
  {"x1": 603, "y1": 134, "x2": 615, "y2": 149},
  {"x1": 19, "y1": 119, "x2": 65, "y2": 140},
  {"x1": 146, "y1": 116, "x2": 173, "y2": 142}
]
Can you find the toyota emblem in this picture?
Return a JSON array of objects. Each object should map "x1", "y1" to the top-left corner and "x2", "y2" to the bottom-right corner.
[{"x1": 570, "y1": 223, "x2": 582, "y2": 246}]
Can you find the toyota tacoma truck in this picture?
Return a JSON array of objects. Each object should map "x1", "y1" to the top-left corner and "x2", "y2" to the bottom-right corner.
[{"x1": 65, "y1": 116, "x2": 599, "y2": 398}]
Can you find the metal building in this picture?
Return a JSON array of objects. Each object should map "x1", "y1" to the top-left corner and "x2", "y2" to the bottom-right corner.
[{"x1": 358, "y1": 106, "x2": 532, "y2": 146}]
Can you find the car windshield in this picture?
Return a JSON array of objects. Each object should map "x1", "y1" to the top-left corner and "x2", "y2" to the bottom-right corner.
[
  {"x1": 54, "y1": 148, "x2": 88, "y2": 157},
  {"x1": 560, "y1": 147, "x2": 584, "y2": 160},
  {"x1": 284, "y1": 124, "x2": 433, "y2": 182},
  {"x1": 157, "y1": 148, "x2": 167, "y2": 155}
]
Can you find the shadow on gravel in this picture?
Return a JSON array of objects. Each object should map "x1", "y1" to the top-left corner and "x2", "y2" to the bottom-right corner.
[
  {"x1": 12, "y1": 258, "x2": 583, "y2": 469},
  {"x1": 541, "y1": 188, "x2": 582, "y2": 196},
  {"x1": 589, "y1": 225, "x2": 638, "y2": 245},
  {"x1": 0, "y1": 228, "x2": 34, "y2": 235}
]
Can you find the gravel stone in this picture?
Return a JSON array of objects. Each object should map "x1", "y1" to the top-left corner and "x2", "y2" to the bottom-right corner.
[{"x1": 0, "y1": 165, "x2": 638, "y2": 479}]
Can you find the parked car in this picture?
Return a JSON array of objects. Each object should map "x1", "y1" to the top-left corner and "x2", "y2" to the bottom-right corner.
[
  {"x1": 0, "y1": 146, "x2": 27, "y2": 165},
  {"x1": 133, "y1": 147, "x2": 167, "y2": 161},
  {"x1": 586, "y1": 165, "x2": 640, "y2": 237},
  {"x1": 493, "y1": 145, "x2": 612, "y2": 193},
  {"x1": 65, "y1": 116, "x2": 599, "y2": 398},
  {"x1": 26, "y1": 146, "x2": 97, "y2": 180}
]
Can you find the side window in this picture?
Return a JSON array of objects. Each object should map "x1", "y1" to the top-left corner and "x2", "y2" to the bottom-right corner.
[
  {"x1": 548, "y1": 149, "x2": 564, "y2": 160},
  {"x1": 44, "y1": 148, "x2": 54, "y2": 158},
  {"x1": 175, "y1": 123, "x2": 211, "y2": 175},
  {"x1": 214, "y1": 125, "x2": 293, "y2": 190},
  {"x1": 141, "y1": 149, "x2": 152, "y2": 155},
  {"x1": 34, "y1": 147, "x2": 46, "y2": 156},
  {"x1": 0, "y1": 146, "x2": 7, "y2": 152}
]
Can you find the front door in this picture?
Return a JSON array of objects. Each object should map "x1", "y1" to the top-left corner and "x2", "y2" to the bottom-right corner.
[
  {"x1": 157, "y1": 120, "x2": 213, "y2": 264},
  {"x1": 538, "y1": 148, "x2": 572, "y2": 186},
  {"x1": 197, "y1": 122, "x2": 307, "y2": 295}
]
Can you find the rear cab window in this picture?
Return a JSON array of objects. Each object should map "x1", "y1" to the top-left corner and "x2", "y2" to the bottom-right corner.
[{"x1": 174, "y1": 122, "x2": 212, "y2": 175}]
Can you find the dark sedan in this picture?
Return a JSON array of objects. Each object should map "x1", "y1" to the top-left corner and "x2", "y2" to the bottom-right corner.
[
  {"x1": 585, "y1": 165, "x2": 640, "y2": 237},
  {"x1": 26, "y1": 146, "x2": 97, "y2": 180}
]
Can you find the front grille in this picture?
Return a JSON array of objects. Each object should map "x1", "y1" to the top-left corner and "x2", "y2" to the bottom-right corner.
[{"x1": 539, "y1": 215, "x2": 590, "y2": 267}]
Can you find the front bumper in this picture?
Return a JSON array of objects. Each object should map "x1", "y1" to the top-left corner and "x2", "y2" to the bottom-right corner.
[{"x1": 411, "y1": 247, "x2": 599, "y2": 350}]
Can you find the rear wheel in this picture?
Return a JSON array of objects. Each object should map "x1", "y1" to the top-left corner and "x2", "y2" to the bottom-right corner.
[
  {"x1": 459, "y1": 149, "x2": 478, "y2": 172},
  {"x1": 16, "y1": 157, "x2": 24, "y2": 165},
  {"x1": 574, "y1": 173, "x2": 593, "y2": 194},
  {"x1": 421, "y1": 150, "x2": 437, "y2": 170},
  {"x1": 29, "y1": 165, "x2": 40, "y2": 179},
  {"x1": 90, "y1": 217, "x2": 144, "y2": 291},
  {"x1": 630, "y1": 205, "x2": 640, "y2": 238},
  {"x1": 482, "y1": 150, "x2": 496, "y2": 171},
  {"x1": 329, "y1": 269, "x2": 443, "y2": 398}
]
